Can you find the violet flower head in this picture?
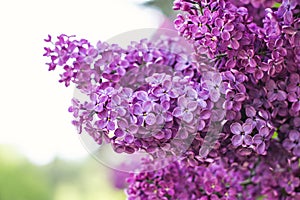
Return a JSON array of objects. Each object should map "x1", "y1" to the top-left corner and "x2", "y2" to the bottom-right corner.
[
  {"x1": 253, "y1": 126, "x2": 272, "y2": 154},
  {"x1": 172, "y1": 96, "x2": 198, "y2": 123},
  {"x1": 283, "y1": 130, "x2": 300, "y2": 157},
  {"x1": 230, "y1": 122, "x2": 253, "y2": 147}
]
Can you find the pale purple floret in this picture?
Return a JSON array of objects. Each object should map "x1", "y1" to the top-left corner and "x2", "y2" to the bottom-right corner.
[
  {"x1": 152, "y1": 79, "x2": 179, "y2": 101},
  {"x1": 283, "y1": 130, "x2": 300, "y2": 156},
  {"x1": 230, "y1": 122, "x2": 253, "y2": 146},
  {"x1": 265, "y1": 79, "x2": 287, "y2": 102},
  {"x1": 115, "y1": 119, "x2": 138, "y2": 143},
  {"x1": 96, "y1": 110, "x2": 117, "y2": 131},
  {"x1": 172, "y1": 96, "x2": 198, "y2": 123},
  {"x1": 253, "y1": 126, "x2": 271, "y2": 154},
  {"x1": 153, "y1": 102, "x2": 173, "y2": 125},
  {"x1": 133, "y1": 101, "x2": 156, "y2": 126}
]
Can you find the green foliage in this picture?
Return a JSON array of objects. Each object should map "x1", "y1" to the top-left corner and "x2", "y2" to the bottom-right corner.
[
  {"x1": 143, "y1": 0, "x2": 175, "y2": 17},
  {"x1": 0, "y1": 146, "x2": 52, "y2": 200},
  {"x1": 272, "y1": 130, "x2": 279, "y2": 139},
  {"x1": 0, "y1": 146, "x2": 126, "y2": 200},
  {"x1": 272, "y1": 2, "x2": 281, "y2": 8}
]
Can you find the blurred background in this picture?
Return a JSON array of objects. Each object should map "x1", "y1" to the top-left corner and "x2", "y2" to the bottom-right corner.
[{"x1": 0, "y1": 0, "x2": 172, "y2": 199}]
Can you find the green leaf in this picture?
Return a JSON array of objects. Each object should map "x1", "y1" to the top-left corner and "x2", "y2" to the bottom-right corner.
[
  {"x1": 143, "y1": 0, "x2": 175, "y2": 17},
  {"x1": 257, "y1": 196, "x2": 265, "y2": 200},
  {"x1": 272, "y1": 2, "x2": 281, "y2": 8},
  {"x1": 272, "y1": 131, "x2": 278, "y2": 139}
]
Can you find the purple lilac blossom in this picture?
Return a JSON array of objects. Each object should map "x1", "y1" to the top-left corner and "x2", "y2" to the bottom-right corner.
[{"x1": 44, "y1": 0, "x2": 300, "y2": 198}]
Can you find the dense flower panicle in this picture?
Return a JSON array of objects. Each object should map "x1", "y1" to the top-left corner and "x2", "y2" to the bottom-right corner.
[
  {"x1": 126, "y1": 148, "x2": 300, "y2": 200},
  {"x1": 174, "y1": 0, "x2": 300, "y2": 156},
  {"x1": 44, "y1": 0, "x2": 300, "y2": 198},
  {"x1": 126, "y1": 160, "x2": 245, "y2": 200},
  {"x1": 44, "y1": 34, "x2": 221, "y2": 156}
]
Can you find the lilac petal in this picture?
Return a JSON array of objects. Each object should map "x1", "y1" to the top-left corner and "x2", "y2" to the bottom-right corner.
[
  {"x1": 107, "y1": 121, "x2": 115, "y2": 130},
  {"x1": 114, "y1": 128, "x2": 124, "y2": 137},
  {"x1": 169, "y1": 89, "x2": 179, "y2": 98},
  {"x1": 136, "y1": 91, "x2": 148, "y2": 101},
  {"x1": 187, "y1": 101, "x2": 198, "y2": 111},
  {"x1": 128, "y1": 125, "x2": 138, "y2": 134},
  {"x1": 198, "y1": 99, "x2": 207, "y2": 108},
  {"x1": 254, "y1": 69, "x2": 264, "y2": 80},
  {"x1": 266, "y1": 79, "x2": 276, "y2": 90},
  {"x1": 290, "y1": 73, "x2": 300, "y2": 83},
  {"x1": 292, "y1": 102, "x2": 300, "y2": 112},
  {"x1": 183, "y1": 112, "x2": 193, "y2": 123},
  {"x1": 178, "y1": 127, "x2": 189, "y2": 139},
  {"x1": 243, "y1": 123, "x2": 253, "y2": 135},
  {"x1": 124, "y1": 134, "x2": 134, "y2": 143},
  {"x1": 244, "y1": 135, "x2": 253, "y2": 145},
  {"x1": 212, "y1": 27, "x2": 220, "y2": 36},
  {"x1": 283, "y1": 139, "x2": 295, "y2": 150},
  {"x1": 163, "y1": 79, "x2": 172, "y2": 90},
  {"x1": 234, "y1": 93, "x2": 246, "y2": 102},
  {"x1": 177, "y1": 96, "x2": 188, "y2": 107},
  {"x1": 258, "y1": 110, "x2": 269, "y2": 120},
  {"x1": 215, "y1": 18, "x2": 224, "y2": 28},
  {"x1": 267, "y1": 92, "x2": 277, "y2": 102},
  {"x1": 277, "y1": 90, "x2": 287, "y2": 101},
  {"x1": 289, "y1": 130, "x2": 300, "y2": 141},
  {"x1": 117, "y1": 119, "x2": 128, "y2": 129},
  {"x1": 293, "y1": 146, "x2": 300, "y2": 157},
  {"x1": 231, "y1": 38, "x2": 240, "y2": 50},
  {"x1": 221, "y1": 31, "x2": 230, "y2": 41},
  {"x1": 259, "y1": 127, "x2": 269, "y2": 137},
  {"x1": 99, "y1": 96, "x2": 108, "y2": 104},
  {"x1": 210, "y1": 89, "x2": 221, "y2": 102},
  {"x1": 186, "y1": 88, "x2": 198, "y2": 98},
  {"x1": 161, "y1": 101, "x2": 170, "y2": 110},
  {"x1": 246, "y1": 106, "x2": 256, "y2": 117},
  {"x1": 213, "y1": 73, "x2": 222, "y2": 84},
  {"x1": 198, "y1": 120, "x2": 206, "y2": 131},
  {"x1": 249, "y1": 58, "x2": 257, "y2": 67},
  {"x1": 96, "y1": 120, "x2": 107, "y2": 129},
  {"x1": 226, "y1": 59, "x2": 236, "y2": 69},
  {"x1": 225, "y1": 101, "x2": 233, "y2": 110},
  {"x1": 230, "y1": 122, "x2": 242, "y2": 135},
  {"x1": 145, "y1": 113, "x2": 156, "y2": 125},
  {"x1": 110, "y1": 111, "x2": 118, "y2": 119},
  {"x1": 253, "y1": 134, "x2": 262, "y2": 144},
  {"x1": 111, "y1": 95, "x2": 121, "y2": 105},
  {"x1": 165, "y1": 112, "x2": 173, "y2": 122},
  {"x1": 154, "y1": 131, "x2": 165, "y2": 140},
  {"x1": 122, "y1": 88, "x2": 133, "y2": 98},
  {"x1": 224, "y1": 23, "x2": 234, "y2": 31},
  {"x1": 200, "y1": 110, "x2": 211, "y2": 120},
  {"x1": 133, "y1": 104, "x2": 143, "y2": 115},
  {"x1": 232, "y1": 135, "x2": 243, "y2": 146},
  {"x1": 117, "y1": 107, "x2": 127, "y2": 116},
  {"x1": 256, "y1": 142, "x2": 266, "y2": 154},
  {"x1": 288, "y1": 92, "x2": 298, "y2": 102},
  {"x1": 143, "y1": 101, "x2": 153, "y2": 112},
  {"x1": 153, "y1": 87, "x2": 164, "y2": 97},
  {"x1": 94, "y1": 104, "x2": 104, "y2": 112},
  {"x1": 172, "y1": 107, "x2": 182, "y2": 117}
]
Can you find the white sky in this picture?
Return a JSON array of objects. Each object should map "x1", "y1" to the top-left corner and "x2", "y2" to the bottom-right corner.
[{"x1": 0, "y1": 0, "x2": 163, "y2": 165}]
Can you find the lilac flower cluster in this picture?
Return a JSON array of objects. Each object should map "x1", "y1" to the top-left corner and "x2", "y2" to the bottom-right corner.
[
  {"x1": 44, "y1": 34, "x2": 219, "y2": 157},
  {"x1": 127, "y1": 160, "x2": 244, "y2": 200},
  {"x1": 44, "y1": 0, "x2": 300, "y2": 199},
  {"x1": 174, "y1": 0, "x2": 300, "y2": 156},
  {"x1": 127, "y1": 143, "x2": 300, "y2": 200}
]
